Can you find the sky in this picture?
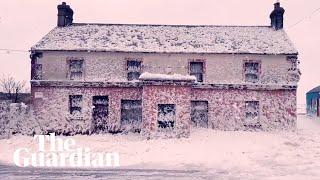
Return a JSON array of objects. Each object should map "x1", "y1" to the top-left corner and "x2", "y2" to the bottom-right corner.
[{"x1": 0, "y1": 0, "x2": 319, "y2": 105}]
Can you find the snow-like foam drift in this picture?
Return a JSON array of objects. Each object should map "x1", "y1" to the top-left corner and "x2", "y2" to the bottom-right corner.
[
  {"x1": 139, "y1": 72, "x2": 196, "y2": 81},
  {"x1": 0, "y1": 115, "x2": 319, "y2": 179}
]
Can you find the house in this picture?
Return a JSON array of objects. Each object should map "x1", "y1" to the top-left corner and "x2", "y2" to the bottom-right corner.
[
  {"x1": 30, "y1": 2, "x2": 300, "y2": 137},
  {"x1": 307, "y1": 86, "x2": 320, "y2": 117}
]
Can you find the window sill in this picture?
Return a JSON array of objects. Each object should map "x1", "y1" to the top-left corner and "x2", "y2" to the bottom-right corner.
[{"x1": 67, "y1": 115, "x2": 84, "y2": 121}]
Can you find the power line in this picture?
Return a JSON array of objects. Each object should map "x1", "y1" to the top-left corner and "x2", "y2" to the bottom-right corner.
[
  {"x1": 288, "y1": 7, "x2": 320, "y2": 29},
  {"x1": 0, "y1": 48, "x2": 29, "y2": 54}
]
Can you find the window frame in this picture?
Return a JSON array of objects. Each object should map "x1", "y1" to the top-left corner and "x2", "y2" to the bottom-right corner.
[
  {"x1": 69, "y1": 95, "x2": 83, "y2": 116},
  {"x1": 157, "y1": 104, "x2": 176, "y2": 129},
  {"x1": 33, "y1": 64, "x2": 43, "y2": 80},
  {"x1": 244, "y1": 100, "x2": 260, "y2": 121},
  {"x1": 189, "y1": 59, "x2": 206, "y2": 83},
  {"x1": 67, "y1": 57, "x2": 85, "y2": 80},
  {"x1": 126, "y1": 58, "x2": 143, "y2": 81},
  {"x1": 286, "y1": 56, "x2": 299, "y2": 71},
  {"x1": 243, "y1": 60, "x2": 261, "y2": 83}
]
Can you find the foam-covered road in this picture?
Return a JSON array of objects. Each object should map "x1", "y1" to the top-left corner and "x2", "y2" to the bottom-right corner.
[{"x1": 0, "y1": 165, "x2": 216, "y2": 180}]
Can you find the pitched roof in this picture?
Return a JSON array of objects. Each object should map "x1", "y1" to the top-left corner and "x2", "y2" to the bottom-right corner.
[
  {"x1": 308, "y1": 86, "x2": 320, "y2": 94},
  {"x1": 31, "y1": 23, "x2": 298, "y2": 55}
]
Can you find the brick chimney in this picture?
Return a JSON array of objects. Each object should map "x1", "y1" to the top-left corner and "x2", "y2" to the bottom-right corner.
[
  {"x1": 270, "y1": 2, "x2": 285, "y2": 30},
  {"x1": 57, "y1": 2, "x2": 74, "y2": 27}
]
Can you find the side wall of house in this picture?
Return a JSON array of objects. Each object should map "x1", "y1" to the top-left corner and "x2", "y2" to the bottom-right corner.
[{"x1": 36, "y1": 51, "x2": 296, "y2": 85}]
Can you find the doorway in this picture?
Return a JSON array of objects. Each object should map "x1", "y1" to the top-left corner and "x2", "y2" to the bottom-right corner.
[{"x1": 92, "y1": 96, "x2": 109, "y2": 133}]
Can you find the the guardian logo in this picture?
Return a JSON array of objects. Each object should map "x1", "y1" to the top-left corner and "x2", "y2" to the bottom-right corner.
[{"x1": 13, "y1": 133, "x2": 120, "y2": 168}]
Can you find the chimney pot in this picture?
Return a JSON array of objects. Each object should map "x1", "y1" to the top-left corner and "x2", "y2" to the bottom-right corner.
[
  {"x1": 57, "y1": 2, "x2": 74, "y2": 27},
  {"x1": 270, "y1": 2, "x2": 285, "y2": 30}
]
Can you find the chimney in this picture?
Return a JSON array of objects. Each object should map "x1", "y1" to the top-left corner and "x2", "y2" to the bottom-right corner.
[
  {"x1": 270, "y1": 2, "x2": 285, "y2": 30},
  {"x1": 57, "y1": 2, "x2": 74, "y2": 27}
]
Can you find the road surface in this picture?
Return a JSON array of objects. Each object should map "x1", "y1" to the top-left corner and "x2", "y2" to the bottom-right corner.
[{"x1": 0, "y1": 164, "x2": 220, "y2": 180}]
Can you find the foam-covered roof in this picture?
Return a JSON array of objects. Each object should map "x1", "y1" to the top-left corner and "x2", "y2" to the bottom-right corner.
[{"x1": 31, "y1": 23, "x2": 298, "y2": 55}]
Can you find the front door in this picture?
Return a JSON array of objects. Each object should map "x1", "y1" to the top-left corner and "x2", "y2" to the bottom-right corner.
[
  {"x1": 92, "y1": 96, "x2": 108, "y2": 133},
  {"x1": 120, "y1": 100, "x2": 142, "y2": 133},
  {"x1": 191, "y1": 101, "x2": 209, "y2": 128}
]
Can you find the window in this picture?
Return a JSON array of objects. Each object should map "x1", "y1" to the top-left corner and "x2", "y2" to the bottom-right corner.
[
  {"x1": 120, "y1": 100, "x2": 142, "y2": 132},
  {"x1": 31, "y1": 52, "x2": 43, "y2": 80},
  {"x1": 69, "y1": 95, "x2": 83, "y2": 116},
  {"x1": 127, "y1": 60, "x2": 142, "y2": 81},
  {"x1": 245, "y1": 101, "x2": 260, "y2": 121},
  {"x1": 92, "y1": 96, "x2": 109, "y2": 133},
  {"x1": 287, "y1": 56, "x2": 301, "y2": 82},
  {"x1": 287, "y1": 56, "x2": 299, "y2": 71},
  {"x1": 158, "y1": 104, "x2": 175, "y2": 129},
  {"x1": 191, "y1": 101, "x2": 209, "y2": 128},
  {"x1": 33, "y1": 64, "x2": 42, "y2": 80},
  {"x1": 190, "y1": 62, "x2": 204, "y2": 82},
  {"x1": 244, "y1": 61, "x2": 260, "y2": 83},
  {"x1": 69, "y1": 59, "x2": 84, "y2": 80}
]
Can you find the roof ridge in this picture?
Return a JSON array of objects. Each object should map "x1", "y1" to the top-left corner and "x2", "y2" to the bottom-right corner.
[
  {"x1": 71, "y1": 23, "x2": 271, "y2": 28},
  {"x1": 31, "y1": 23, "x2": 298, "y2": 55}
]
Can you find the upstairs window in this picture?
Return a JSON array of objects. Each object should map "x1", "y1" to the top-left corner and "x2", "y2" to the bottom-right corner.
[
  {"x1": 33, "y1": 64, "x2": 42, "y2": 80},
  {"x1": 190, "y1": 62, "x2": 204, "y2": 82},
  {"x1": 127, "y1": 60, "x2": 142, "y2": 81},
  {"x1": 287, "y1": 56, "x2": 299, "y2": 71},
  {"x1": 69, "y1": 95, "x2": 83, "y2": 116},
  {"x1": 31, "y1": 52, "x2": 43, "y2": 80},
  {"x1": 68, "y1": 59, "x2": 84, "y2": 80},
  {"x1": 244, "y1": 61, "x2": 260, "y2": 83}
]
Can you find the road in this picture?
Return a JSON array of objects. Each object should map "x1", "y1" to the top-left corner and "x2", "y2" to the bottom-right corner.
[{"x1": 0, "y1": 164, "x2": 218, "y2": 180}]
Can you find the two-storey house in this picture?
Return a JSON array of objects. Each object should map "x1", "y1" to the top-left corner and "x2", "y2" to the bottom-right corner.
[{"x1": 30, "y1": 2, "x2": 300, "y2": 137}]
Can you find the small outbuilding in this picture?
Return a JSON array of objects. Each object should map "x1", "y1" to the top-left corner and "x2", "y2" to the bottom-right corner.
[{"x1": 307, "y1": 86, "x2": 320, "y2": 117}]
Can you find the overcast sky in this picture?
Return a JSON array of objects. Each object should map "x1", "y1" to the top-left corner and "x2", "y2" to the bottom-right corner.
[{"x1": 0, "y1": 0, "x2": 319, "y2": 105}]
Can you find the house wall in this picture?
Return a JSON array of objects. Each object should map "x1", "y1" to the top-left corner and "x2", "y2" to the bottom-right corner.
[
  {"x1": 31, "y1": 86, "x2": 296, "y2": 135},
  {"x1": 141, "y1": 85, "x2": 191, "y2": 137},
  {"x1": 192, "y1": 88, "x2": 297, "y2": 131},
  {"x1": 31, "y1": 51, "x2": 298, "y2": 135},
  {"x1": 31, "y1": 86, "x2": 142, "y2": 135},
  {"x1": 36, "y1": 51, "x2": 297, "y2": 85}
]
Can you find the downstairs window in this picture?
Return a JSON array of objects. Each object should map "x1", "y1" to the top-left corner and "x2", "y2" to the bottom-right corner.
[
  {"x1": 69, "y1": 95, "x2": 83, "y2": 116},
  {"x1": 158, "y1": 104, "x2": 176, "y2": 129},
  {"x1": 244, "y1": 101, "x2": 261, "y2": 128}
]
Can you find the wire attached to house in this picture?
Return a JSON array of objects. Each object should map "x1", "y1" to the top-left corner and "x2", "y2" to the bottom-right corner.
[
  {"x1": 0, "y1": 48, "x2": 29, "y2": 54},
  {"x1": 288, "y1": 7, "x2": 320, "y2": 29}
]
